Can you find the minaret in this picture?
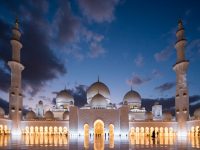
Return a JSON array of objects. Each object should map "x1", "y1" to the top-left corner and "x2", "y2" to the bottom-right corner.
[
  {"x1": 8, "y1": 18, "x2": 24, "y2": 134},
  {"x1": 173, "y1": 20, "x2": 189, "y2": 135}
]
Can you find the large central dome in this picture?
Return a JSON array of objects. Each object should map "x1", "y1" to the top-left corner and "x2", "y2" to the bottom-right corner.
[{"x1": 87, "y1": 81, "x2": 110, "y2": 104}]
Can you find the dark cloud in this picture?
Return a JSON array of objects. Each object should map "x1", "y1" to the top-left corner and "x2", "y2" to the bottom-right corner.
[
  {"x1": 68, "y1": 85, "x2": 88, "y2": 107},
  {"x1": 155, "y1": 82, "x2": 176, "y2": 93},
  {"x1": 53, "y1": 0, "x2": 80, "y2": 45},
  {"x1": 126, "y1": 73, "x2": 151, "y2": 86},
  {"x1": 0, "y1": 0, "x2": 111, "y2": 96},
  {"x1": 0, "y1": 19, "x2": 11, "y2": 92},
  {"x1": 0, "y1": 97, "x2": 9, "y2": 114},
  {"x1": 0, "y1": 67, "x2": 10, "y2": 92},
  {"x1": 141, "y1": 97, "x2": 175, "y2": 115},
  {"x1": 78, "y1": 0, "x2": 119, "y2": 23},
  {"x1": 142, "y1": 95, "x2": 200, "y2": 116},
  {"x1": 0, "y1": 1, "x2": 67, "y2": 96},
  {"x1": 51, "y1": 84, "x2": 88, "y2": 107},
  {"x1": 21, "y1": 20, "x2": 66, "y2": 95},
  {"x1": 126, "y1": 69, "x2": 163, "y2": 87}
]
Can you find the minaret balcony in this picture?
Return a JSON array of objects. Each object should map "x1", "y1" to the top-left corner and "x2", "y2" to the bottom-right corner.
[
  {"x1": 173, "y1": 60, "x2": 189, "y2": 73},
  {"x1": 175, "y1": 38, "x2": 187, "y2": 47},
  {"x1": 176, "y1": 28, "x2": 184, "y2": 34},
  {"x1": 176, "y1": 109, "x2": 180, "y2": 114}
]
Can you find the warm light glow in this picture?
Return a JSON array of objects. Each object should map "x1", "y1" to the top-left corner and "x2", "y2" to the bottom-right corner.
[
  {"x1": 84, "y1": 124, "x2": 89, "y2": 136},
  {"x1": 94, "y1": 119, "x2": 104, "y2": 136},
  {"x1": 109, "y1": 124, "x2": 114, "y2": 136}
]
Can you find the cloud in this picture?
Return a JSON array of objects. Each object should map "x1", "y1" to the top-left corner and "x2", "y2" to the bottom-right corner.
[
  {"x1": 58, "y1": 85, "x2": 88, "y2": 107},
  {"x1": 52, "y1": 0, "x2": 80, "y2": 45},
  {"x1": 155, "y1": 82, "x2": 175, "y2": 93},
  {"x1": 0, "y1": 1, "x2": 67, "y2": 96},
  {"x1": 71, "y1": 85, "x2": 88, "y2": 107},
  {"x1": 126, "y1": 73, "x2": 151, "y2": 86},
  {"x1": 126, "y1": 69, "x2": 163, "y2": 87},
  {"x1": 134, "y1": 54, "x2": 144, "y2": 67},
  {"x1": 81, "y1": 27, "x2": 105, "y2": 58},
  {"x1": 0, "y1": 0, "x2": 109, "y2": 95},
  {"x1": 154, "y1": 45, "x2": 174, "y2": 62},
  {"x1": 152, "y1": 69, "x2": 163, "y2": 77},
  {"x1": 78, "y1": 0, "x2": 119, "y2": 23},
  {"x1": 52, "y1": 1, "x2": 106, "y2": 59},
  {"x1": 88, "y1": 41, "x2": 105, "y2": 58}
]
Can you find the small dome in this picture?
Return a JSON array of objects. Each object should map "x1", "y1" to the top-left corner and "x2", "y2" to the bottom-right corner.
[
  {"x1": 0, "y1": 107, "x2": 5, "y2": 118},
  {"x1": 56, "y1": 89, "x2": 74, "y2": 108},
  {"x1": 90, "y1": 94, "x2": 108, "y2": 108},
  {"x1": 63, "y1": 111, "x2": 69, "y2": 120},
  {"x1": 26, "y1": 110, "x2": 36, "y2": 120},
  {"x1": 87, "y1": 81, "x2": 110, "y2": 104},
  {"x1": 123, "y1": 90, "x2": 141, "y2": 107},
  {"x1": 194, "y1": 108, "x2": 200, "y2": 119},
  {"x1": 45, "y1": 111, "x2": 54, "y2": 120},
  {"x1": 145, "y1": 111, "x2": 153, "y2": 120},
  {"x1": 163, "y1": 112, "x2": 172, "y2": 121}
]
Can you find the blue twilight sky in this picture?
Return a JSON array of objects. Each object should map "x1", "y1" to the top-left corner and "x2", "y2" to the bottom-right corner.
[{"x1": 0, "y1": 0, "x2": 200, "y2": 109}]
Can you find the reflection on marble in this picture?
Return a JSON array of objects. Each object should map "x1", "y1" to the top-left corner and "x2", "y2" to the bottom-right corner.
[{"x1": 0, "y1": 134, "x2": 199, "y2": 149}]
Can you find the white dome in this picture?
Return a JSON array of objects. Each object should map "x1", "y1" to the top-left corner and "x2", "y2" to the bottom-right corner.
[
  {"x1": 0, "y1": 107, "x2": 5, "y2": 118},
  {"x1": 163, "y1": 112, "x2": 172, "y2": 121},
  {"x1": 87, "y1": 81, "x2": 110, "y2": 104},
  {"x1": 56, "y1": 89, "x2": 74, "y2": 108},
  {"x1": 63, "y1": 111, "x2": 69, "y2": 120},
  {"x1": 45, "y1": 111, "x2": 54, "y2": 120},
  {"x1": 123, "y1": 90, "x2": 141, "y2": 107},
  {"x1": 90, "y1": 94, "x2": 108, "y2": 108},
  {"x1": 26, "y1": 110, "x2": 36, "y2": 120},
  {"x1": 194, "y1": 108, "x2": 200, "y2": 119}
]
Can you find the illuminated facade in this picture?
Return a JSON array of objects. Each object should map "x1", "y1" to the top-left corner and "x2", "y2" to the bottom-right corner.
[{"x1": 0, "y1": 19, "x2": 200, "y2": 139}]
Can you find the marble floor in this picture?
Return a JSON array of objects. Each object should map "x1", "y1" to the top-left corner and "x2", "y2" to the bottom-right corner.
[{"x1": 0, "y1": 134, "x2": 199, "y2": 149}]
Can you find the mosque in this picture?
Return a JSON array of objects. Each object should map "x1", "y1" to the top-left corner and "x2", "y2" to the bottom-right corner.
[{"x1": 0, "y1": 19, "x2": 200, "y2": 139}]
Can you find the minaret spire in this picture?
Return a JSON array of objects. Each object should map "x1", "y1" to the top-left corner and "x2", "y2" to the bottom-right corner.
[
  {"x1": 14, "y1": 16, "x2": 19, "y2": 29},
  {"x1": 8, "y1": 18, "x2": 25, "y2": 134},
  {"x1": 175, "y1": 19, "x2": 187, "y2": 62},
  {"x1": 173, "y1": 19, "x2": 189, "y2": 136}
]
